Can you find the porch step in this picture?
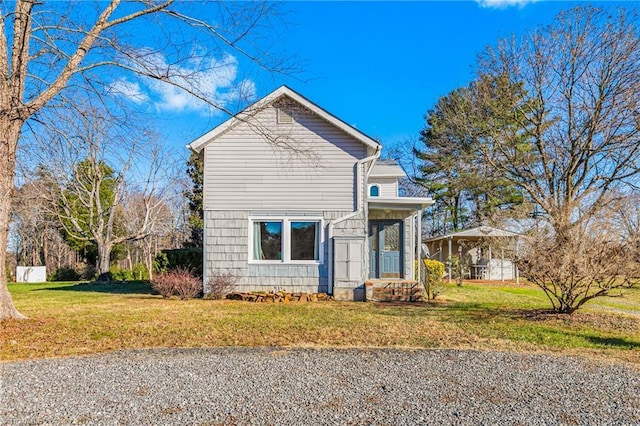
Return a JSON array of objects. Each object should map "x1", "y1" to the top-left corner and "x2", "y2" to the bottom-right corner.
[{"x1": 365, "y1": 280, "x2": 424, "y2": 302}]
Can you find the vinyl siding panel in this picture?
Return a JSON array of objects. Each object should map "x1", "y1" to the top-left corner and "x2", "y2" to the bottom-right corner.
[
  {"x1": 203, "y1": 104, "x2": 366, "y2": 211},
  {"x1": 369, "y1": 177, "x2": 398, "y2": 198}
]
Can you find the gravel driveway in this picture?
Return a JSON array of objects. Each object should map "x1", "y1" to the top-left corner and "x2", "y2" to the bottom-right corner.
[{"x1": 1, "y1": 348, "x2": 639, "y2": 425}]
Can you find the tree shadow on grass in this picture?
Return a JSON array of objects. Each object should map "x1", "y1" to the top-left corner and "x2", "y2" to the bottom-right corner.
[
  {"x1": 41, "y1": 281, "x2": 157, "y2": 295},
  {"x1": 579, "y1": 335, "x2": 640, "y2": 350},
  {"x1": 374, "y1": 302, "x2": 640, "y2": 349},
  {"x1": 372, "y1": 301, "x2": 501, "y2": 321},
  {"x1": 373, "y1": 301, "x2": 584, "y2": 323}
]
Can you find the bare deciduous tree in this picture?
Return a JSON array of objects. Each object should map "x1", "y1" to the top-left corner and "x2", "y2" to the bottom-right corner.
[
  {"x1": 36, "y1": 106, "x2": 180, "y2": 282},
  {"x1": 11, "y1": 179, "x2": 78, "y2": 273},
  {"x1": 121, "y1": 192, "x2": 176, "y2": 280},
  {"x1": 476, "y1": 6, "x2": 640, "y2": 312},
  {"x1": 0, "y1": 0, "x2": 294, "y2": 319}
]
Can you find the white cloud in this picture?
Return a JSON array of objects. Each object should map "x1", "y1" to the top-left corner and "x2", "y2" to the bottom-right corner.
[
  {"x1": 108, "y1": 79, "x2": 149, "y2": 104},
  {"x1": 112, "y1": 49, "x2": 256, "y2": 115},
  {"x1": 476, "y1": 0, "x2": 537, "y2": 9}
]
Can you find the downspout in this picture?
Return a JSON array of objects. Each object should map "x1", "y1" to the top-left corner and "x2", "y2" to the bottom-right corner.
[{"x1": 327, "y1": 147, "x2": 381, "y2": 295}]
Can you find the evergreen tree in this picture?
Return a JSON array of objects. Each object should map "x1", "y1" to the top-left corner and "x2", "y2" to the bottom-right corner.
[
  {"x1": 415, "y1": 78, "x2": 525, "y2": 235},
  {"x1": 185, "y1": 151, "x2": 204, "y2": 248}
]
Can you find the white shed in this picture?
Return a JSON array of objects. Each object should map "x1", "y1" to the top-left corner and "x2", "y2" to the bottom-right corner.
[{"x1": 16, "y1": 266, "x2": 47, "y2": 283}]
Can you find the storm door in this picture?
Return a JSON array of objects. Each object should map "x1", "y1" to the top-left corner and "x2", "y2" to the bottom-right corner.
[{"x1": 369, "y1": 220, "x2": 403, "y2": 279}]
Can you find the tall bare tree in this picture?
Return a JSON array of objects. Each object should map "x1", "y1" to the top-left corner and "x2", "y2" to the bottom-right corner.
[
  {"x1": 121, "y1": 190, "x2": 176, "y2": 280},
  {"x1": 35, "y1": 105, "x2": 181, "y2": 282},
  {"x1": 0, "y1": 1, "x2": 293, "y2": 319},
  {"x1": 476, "y1": 6, "x2": 640, "y2": 312}
]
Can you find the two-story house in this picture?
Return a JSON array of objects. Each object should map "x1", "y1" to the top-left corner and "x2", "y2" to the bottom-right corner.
[{"x1": 187, "y1": 86, "x2": 433, "y2": 300}]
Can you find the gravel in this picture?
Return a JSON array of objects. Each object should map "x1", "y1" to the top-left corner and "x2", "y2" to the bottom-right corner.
[{"x1": 1, "y1": 348, "x2": 639, "y2": 425}]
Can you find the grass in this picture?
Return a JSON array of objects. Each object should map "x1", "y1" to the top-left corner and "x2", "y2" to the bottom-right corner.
[{"x1": 1, "y1": 280, "x2": 639, "y2": 363}]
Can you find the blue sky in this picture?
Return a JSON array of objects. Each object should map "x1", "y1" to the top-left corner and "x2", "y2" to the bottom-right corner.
[{"x1": 155, "y1": 1, "x2": 633, "y2": 157}]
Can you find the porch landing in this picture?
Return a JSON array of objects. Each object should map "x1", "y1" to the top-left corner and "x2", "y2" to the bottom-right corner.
[{"x1": 365, "y1": 279, "x2": 425, "y2": 302}]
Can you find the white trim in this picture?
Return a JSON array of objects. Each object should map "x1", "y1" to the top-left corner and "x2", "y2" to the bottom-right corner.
[
  {"x1": 327, "y1": 149, "x2": 380, "y2": 295},
  {"x1": 248, "y1": 215, "x2": 325, "y2": 265},
  {"x1": 368, "y1": 197, "x2": 434, "y2": 211},
  {"x1": 187, "y1": 86, "x2": 381, "y2": 153},
  {"x1": 424, "y1": 226, "x2": 522, "y2": 242},
  {"x1": 277, "y1": 106, "x2": 294, "y2": 124}
]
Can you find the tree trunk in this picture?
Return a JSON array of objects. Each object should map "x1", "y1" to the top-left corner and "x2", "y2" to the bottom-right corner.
[
  {"x1": 41, "y1": 232, "x2": 48, "y2": 269},
  {"x1": 0, "y1": 117, "x2": 27, "y2": 320},
  {"x1": 96, "y1": 243, "x2": 112, "y2": 282},
  {"x1": 144, "y1": 238, "x2": 154, "y2": 281}
]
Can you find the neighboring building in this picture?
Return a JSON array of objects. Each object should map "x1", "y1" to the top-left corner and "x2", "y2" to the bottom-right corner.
[
  {"x1": 424, "y1": 226, "x2": 521, "y2": 282},
  {"x1": 188, "y1": 86, "x2": 433, "y2": 300},
  {"x1": 15, "y1": 266, "x2": 47, "y2": 283}
]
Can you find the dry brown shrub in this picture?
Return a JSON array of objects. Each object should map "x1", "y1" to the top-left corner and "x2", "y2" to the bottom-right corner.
[
  {"x1": 518, "y1": 229, "x2": 640, "y2": 314},
  {"x1": 205, "y1": 271, "x2": 237, "y2": 300},
  {"x1": 151, "y1": 273, "x2": 175, "y2": 299},
  {"x1": 151, "y1": 268, "x2": 202, "y2": 300}
]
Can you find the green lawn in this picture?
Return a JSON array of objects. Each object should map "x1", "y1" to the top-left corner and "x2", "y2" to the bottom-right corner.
[{"x1": 1, "y1": 281, "x2": 639, "y2": 363}]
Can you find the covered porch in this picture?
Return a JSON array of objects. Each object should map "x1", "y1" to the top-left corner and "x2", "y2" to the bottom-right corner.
[
  {"x1": 424, "y1": 226, "x2": 522, "y2": 284},
  {"x1": 367, "y1": 197, "x2": 433, "y2": 284}
]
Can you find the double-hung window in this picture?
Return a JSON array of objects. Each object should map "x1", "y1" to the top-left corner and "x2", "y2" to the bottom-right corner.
[{"x1": 250, "y1": 217, "x2": 323, "y2": 263}]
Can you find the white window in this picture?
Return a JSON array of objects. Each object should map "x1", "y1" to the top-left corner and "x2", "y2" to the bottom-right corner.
[{"x1": 249, "y1": 217, "x2": 323, "y2": 263}]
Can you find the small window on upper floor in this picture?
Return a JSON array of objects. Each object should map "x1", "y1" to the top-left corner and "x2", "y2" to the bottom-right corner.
[
  {"x1": 277, "y1": 107, "x2": 293, "y2": 124},
  {"x1": 369, "y1": 184, "x2": 380, "y2": 197}
]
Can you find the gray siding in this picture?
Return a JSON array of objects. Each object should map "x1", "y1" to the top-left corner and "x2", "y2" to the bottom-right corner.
[
  {"x1": 203, "y1": 210, "x2": 249, "y2": 284},
  {"x1": 328, "y1": 210, "x2": 368, "y2": 298},
  {"x1": 204, "y1": 209, "x2": 369, "y2": 294},
  {"x1": 203, "y1": 103, "x2": 367, "y2": 211},
  {"x1": 368, "y1": 177, "x2": 398, "y2": 198}
]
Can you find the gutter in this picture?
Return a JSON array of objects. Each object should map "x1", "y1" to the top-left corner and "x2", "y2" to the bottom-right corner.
[{"x1": 327, "y1": 147, "x2": 381, "y2": 295}]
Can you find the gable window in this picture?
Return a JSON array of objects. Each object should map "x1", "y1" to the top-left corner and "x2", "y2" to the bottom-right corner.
[
  {"x1": 250, "y1": 217, "x2": 323, "y2": 263},
  {"x1": 369, "y1": 184, "x2": 380, "y2": 197},
  {"x1": 277, "y1": 107, "x2": 294, "y2": 124}
]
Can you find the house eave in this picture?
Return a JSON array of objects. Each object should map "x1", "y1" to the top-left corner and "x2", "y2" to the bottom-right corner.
[
  {"x1": 187, "y1": 85, "x2": 381, "y2": 154},
  {"x1": 368, "y1": 197, "x2": 434, "y2": 210},
  {"x1": 369, "y1": 171, "x2": 407, "y2": 179}
]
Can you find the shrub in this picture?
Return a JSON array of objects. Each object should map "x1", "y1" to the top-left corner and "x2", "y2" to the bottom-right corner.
[
  {"x1": 49, "y1": 267, "x2": 81, "y2": 282},
  {"x1": 205, "y1": 271, "x2": 237, "y2": 300},
  {"x1": 151, "y1": 272, "x2": 176, "y2": 298},
  {"x1": 153, "y1": 252, "x2": 169, "y2": 275},
  {"x1": 155, "y1": 248, "x2": 202, "y2": 277},
  {"x1": 109, "y1": 266, "x2": 134, "y2": 282},
  {"x1": 448, "y1": 255, "x2": 470, "y2": 287},
  {"x1": 518, "y1": 231, "x2": 640, "y2": 314},
  {"x1": 132, "y1": 263, "x2": 150, "y2": 281},
  {"x1": 79, "y1": 264, "x2": 97, "y2": 281},
  {"x1": 422, "y1": 259, "x2": 445, "y2": 300},
  {"x1": 151, "y1": 268, "x2": 202, "y2": 300}
]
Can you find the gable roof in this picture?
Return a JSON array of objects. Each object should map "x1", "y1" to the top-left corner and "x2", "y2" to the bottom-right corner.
[
  {"x1": 369, "y1": 159, "x2": 406, "y2": 178},
  {"x1": 425, "y1": 226, "x2": 521, "y2": 242},
  {"x1": 187, "y1": 85, "x2": 381, "y2": 153}
]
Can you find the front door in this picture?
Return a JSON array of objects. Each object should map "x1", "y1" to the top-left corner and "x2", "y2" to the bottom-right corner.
[{"x1": 369, "y1": 220, "x2": 403, "y2": 279}]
